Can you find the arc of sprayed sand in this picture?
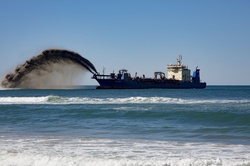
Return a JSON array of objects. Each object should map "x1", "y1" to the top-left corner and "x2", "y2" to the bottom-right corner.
[
  {"x1": 1, "y1": 49, "x2": 98, "y2": 88},
  {"x1": 42, "y1": 49, "x2": 97, "y2": 74}
]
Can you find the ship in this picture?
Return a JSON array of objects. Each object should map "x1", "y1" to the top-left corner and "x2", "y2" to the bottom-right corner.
[{"x1": 92, "y1": 55, "x2": 206, "y2": 89}]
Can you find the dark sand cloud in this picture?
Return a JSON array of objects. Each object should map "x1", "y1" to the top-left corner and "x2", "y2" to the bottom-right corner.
[{"x1": 1, "y1": 49, "x2": 97, "y2": 89}]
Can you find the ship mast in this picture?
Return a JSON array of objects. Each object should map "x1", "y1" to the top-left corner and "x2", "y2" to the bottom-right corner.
[
  {"x1": 102, "y1": 67, "x2": 106, "y2": 75},
  {"x1": 177, "y1": 55, "x2": 182, "y2": 66},
  {"x1": 102, "y1": 67, "x2": 106, "y2": 78}
]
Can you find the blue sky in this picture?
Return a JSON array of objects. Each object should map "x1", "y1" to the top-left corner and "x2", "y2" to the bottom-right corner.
[{"x1": 0, "y1": 0, "x2": 250, "y2": 85}]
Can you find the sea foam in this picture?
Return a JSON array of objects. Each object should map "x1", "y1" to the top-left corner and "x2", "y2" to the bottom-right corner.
[
  {"x1": 0, "y1": 96, "x2": 249, "y2": 105},
  {"x1": 0, "y1": 137, "x2": 249, "y2": 166}
]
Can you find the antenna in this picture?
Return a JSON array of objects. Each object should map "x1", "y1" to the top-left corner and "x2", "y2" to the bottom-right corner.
[
  {"x1": 102, "y1": 66, "x2": 106, "y2": 77},
  {"x1": 177, "y1": 55, "x2": 182, "y2": 65}
]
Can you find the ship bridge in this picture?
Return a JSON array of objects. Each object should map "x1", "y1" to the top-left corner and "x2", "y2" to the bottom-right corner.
[{"x1": 167, "y1": 55, "x2": 191, "y2": 82}]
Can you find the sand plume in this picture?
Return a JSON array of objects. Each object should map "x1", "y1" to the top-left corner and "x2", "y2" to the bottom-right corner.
[{"x1": 1, "y1": 49, "x2": 97, "y2": 89}]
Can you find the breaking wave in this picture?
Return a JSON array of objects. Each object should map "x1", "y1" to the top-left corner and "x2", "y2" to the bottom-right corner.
[
  {"x1": 1, "y1": 49, "x2": 97, "y2": 89},
  {"x1": 0, "y1": 96, "x2": 249, "y2": 105},
  {"x1": 0, "y1": 137, "x2": 249, "y2": 166}
]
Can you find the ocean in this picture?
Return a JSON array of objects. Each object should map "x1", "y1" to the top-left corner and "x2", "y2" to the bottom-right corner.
[{"x1": 0, "y1": 86, "x2": 249, "y2": 166}]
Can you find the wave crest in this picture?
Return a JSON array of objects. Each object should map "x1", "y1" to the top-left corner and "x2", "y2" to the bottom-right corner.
[{"x1": 0, "y1": 96, "x2": 249, "y2": 105}]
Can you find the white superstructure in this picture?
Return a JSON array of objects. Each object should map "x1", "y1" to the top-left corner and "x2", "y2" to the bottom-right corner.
[{"x1": 167, "y1": 55, "x2": 191, "y2": 81}]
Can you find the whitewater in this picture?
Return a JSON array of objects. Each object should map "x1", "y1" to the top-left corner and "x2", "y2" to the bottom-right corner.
[
  {"x1": 1, "y1": 96, "x2": 250, "y2": 105},
  {"x1": 0, "y1": 86, "x2": 250, "y2": 166}
]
